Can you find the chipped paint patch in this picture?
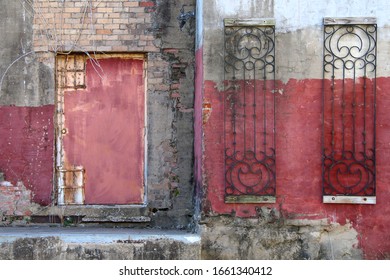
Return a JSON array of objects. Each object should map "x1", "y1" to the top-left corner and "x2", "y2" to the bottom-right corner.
[{"x1": 202, "y1": 101, "x2": 212, "y2": 124}]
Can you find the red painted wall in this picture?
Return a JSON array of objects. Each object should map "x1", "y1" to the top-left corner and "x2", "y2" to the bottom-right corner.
[
  {"x1": 0, "y1": 105, "x2": 54, "y2": 205},
  {"x1": 202, "y1": 77, "x2": 390, "y2": 259}
]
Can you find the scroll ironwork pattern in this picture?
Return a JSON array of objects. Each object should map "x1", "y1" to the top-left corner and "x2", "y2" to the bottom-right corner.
[
  {"x1": 322, "y1": 19, "x2": 377, "y2": 200},
  {"x1": 224, "y1": 19, "x2": 276, "y2": 202}
]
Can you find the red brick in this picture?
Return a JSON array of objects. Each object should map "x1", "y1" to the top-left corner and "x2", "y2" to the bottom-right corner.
[
  {"x1": 140, "y1": 2, "x2": 155, "y2": 7},
  {"x1": 96, "y1": 29, "x2": 113, "y2": 35},
  {"x1": 170, "y1": 83, "x2": 180, "y2": 90},
  {"x1": 163, "y1": 48, "x2": 179, "y2": 54}
]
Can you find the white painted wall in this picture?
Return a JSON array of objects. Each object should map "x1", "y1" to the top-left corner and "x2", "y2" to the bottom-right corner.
[
  {"x1": 201, "y1": 0, "x2": 390, "y2": 80},
  {"x1": 275, "y1": 0, "x2": 390, "y2": 32}
]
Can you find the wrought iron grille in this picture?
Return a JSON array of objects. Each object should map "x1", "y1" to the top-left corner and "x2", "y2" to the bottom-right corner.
[
  {"x1": 223, "y1": 19, "x2": 276, "y2": 203},
  {"x1": 322, "y1": 18, "x2": 377, "y2": 204}
]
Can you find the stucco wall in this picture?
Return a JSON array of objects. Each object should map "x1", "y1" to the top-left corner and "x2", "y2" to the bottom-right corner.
[
  {"x1": 0, "y1": 2, "x2": 55, "y2": 207},
  {"x1": 198, "y1": 0, "x2": 390, "y2": 259}
]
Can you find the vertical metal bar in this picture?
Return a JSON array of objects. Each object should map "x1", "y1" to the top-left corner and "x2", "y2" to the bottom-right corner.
[
  {"x1": 272, "y1": 26, "x2": 276, "y2": 190},
  {"x1": 373, "y1": 24, "x2": 377, "y2": 192},
  {"x1": 322, "y1": 25, "x2": 326, "y2": 194},
  {"x1": 331, "y1": 72, "x2": 335, "y2": 153},
  {"x1": 342, "y1": 65, "x2": 346, "y2": 155},
  {"x1": 263, "y1": 58, "x2": 267, "y2": 153},
  {"x1": 363, "y1": 68, "x2": 367, "y2": 155},
  {"x1": 352, "y1": 62, "x2": 356, "y2": 154},
  {"x1": 243, "y1": 61, "x2": 247, "y2": 154},
  {"x1": 233, "y1": 74, "x2": 237, "y2": 153},
  {"x1": 223, "y1": 26, "x2": 227, "y2": 195},
  {"x1": 253, "y1": 54, "x2": 257, "y2": 153},
  {"x1": 272, "y1": 26, "x2": 276, "y2": 155}
]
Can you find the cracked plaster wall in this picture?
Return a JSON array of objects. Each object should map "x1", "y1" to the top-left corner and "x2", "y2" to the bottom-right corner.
[{"x1": 198, "y1": 0, "x2": 390, "y2": 259}]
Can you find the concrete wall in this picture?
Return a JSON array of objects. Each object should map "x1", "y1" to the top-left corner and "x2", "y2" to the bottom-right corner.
[
  {"x1": 0, "y1": 0, "x2": 196, "y2": 229},
  {"x1": 198, "y1": 0, "x2": 390, "y2": 259},
  {"x1": 0, "y1": 228, "x2": 200, "y2": 260},
  {"x1": 0, "y1": 2, "x2": 55, "y2": 208}
]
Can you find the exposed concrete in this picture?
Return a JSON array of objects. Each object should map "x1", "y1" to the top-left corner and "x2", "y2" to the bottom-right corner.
[
  {"x1": 202, "y1": 0, "x2": 273, "y2": 82},
  {"x1": 274, "y1": 0, "x2": 389, "y2": 32},
  {"x1": 0, "y1": 227, "x2": 200, "y2": 260},
  {"x1": 145, "y1": 0, "x2": 196, "y2": 229},
  {"x1": 0, "y1": 2, "x2": 54, "y2": 106},
  {"x1": 201, "y1": 0, "x2": 390, "y2": 83},
  {"x1": 200, "y1": 214, "x2": 362, "y2": 260}
]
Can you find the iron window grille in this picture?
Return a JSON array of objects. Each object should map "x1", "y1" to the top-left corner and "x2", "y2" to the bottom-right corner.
[
  {"x1": 223, "y1": 19, "x2": 276, "y2": 203},
  {"x1": 322, "y1": 17, "x2": 377, "y2": 204}
]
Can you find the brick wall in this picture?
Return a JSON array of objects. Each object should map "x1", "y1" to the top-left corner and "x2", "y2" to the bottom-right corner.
[
  {"x1": 1, "y1": 0, "x2": 196, "y2": 229},
  {"x1": 33, "y1": 0, "x2": 158, "y2": 53},
  {"x1": 0, "y1": 181, "x2": 35, "y2": 218}
]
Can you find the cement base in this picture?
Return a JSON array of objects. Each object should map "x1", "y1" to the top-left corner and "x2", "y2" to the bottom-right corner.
[{"x1": 0, "y1": 227, "x2": 200, "y2": 260}]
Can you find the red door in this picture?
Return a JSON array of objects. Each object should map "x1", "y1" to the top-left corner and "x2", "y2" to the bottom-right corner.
[{"x1": 59, "y1": 55, "x2": 145, "y2": 204}]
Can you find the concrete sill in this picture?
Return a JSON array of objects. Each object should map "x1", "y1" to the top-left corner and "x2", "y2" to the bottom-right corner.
[
  {"x1": 0, "y1": 227, "x2": 201, "y2": 260},
  {"x1": 31, "y1": 205, "x2": 151, "y2": 224},
  {"x1": 0, "y1": 227, "x2": 200, "y2": 244}
]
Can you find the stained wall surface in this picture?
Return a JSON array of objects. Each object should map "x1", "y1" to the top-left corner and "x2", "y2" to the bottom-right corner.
[
  {"x1": 2, "y1": 0, "x2": 390, "y2": 260},
  {"x1": 197, "y1": 0, "x2": 390, "y2": 259},
  {"x1": 0, "y1": 0, "x2": 196, "y2": 229}
]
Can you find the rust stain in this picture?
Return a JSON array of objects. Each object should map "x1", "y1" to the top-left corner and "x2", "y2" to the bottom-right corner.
[
  {"x1": 202, "y1": 101, "x2": 212, "y2": 124},
  {"x1": 59, "y1": 166, "x2": 85, "y2": 205}
]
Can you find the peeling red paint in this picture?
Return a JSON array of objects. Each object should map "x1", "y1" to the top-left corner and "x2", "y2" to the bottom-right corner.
[
  {"x1": 139, "y1": 1, "x2": 155, "y2": 7},
  {"x1": 202, "y1": 77, "x2": 390, "y2": 259},
  {"x1": 202, "y1": 100, "x2": 212, "y2": 124},
  {"x1": 0, "y1": 105, "x2": 54, "y2": 206}
]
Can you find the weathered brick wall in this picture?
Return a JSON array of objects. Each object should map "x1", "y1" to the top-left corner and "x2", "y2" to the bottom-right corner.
[
  {"x1": 33, "y1": 0, "x2": 159, "y2": 53},
  {"x1": 0, "y1": 181, "x2": 37, "y2": 218},
  {"x1": 1, "y1": 0, "x2": 196, "y2": 229}
]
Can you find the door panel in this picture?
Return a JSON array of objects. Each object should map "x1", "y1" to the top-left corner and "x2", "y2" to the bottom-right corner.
[{"x1": 59, "y1": 56, "x2": 145, "y2": 205}]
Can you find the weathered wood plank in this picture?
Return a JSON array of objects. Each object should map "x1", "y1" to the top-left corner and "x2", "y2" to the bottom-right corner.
[
  {"x1": 323, "y1": 195, "x2": 376, "y2": 204},
  {"x1": 224, "y1": 18, "x2": 275, "y2": 27},
  {"x1": 225, "y1": 195, "x2": 276, "y2": 204},
  {"x1": 324, "y1": 17, "x2": 376, "y2": 25}
]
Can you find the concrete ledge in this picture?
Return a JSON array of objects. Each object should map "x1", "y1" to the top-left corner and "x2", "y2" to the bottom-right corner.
[{"x1": 0, "y1": 227, "x2": 201, "y2": 260}]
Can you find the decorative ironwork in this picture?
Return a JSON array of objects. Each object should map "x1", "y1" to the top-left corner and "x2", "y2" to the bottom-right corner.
[
  {"x1": 322, "y1": 18, "x2": 377, "y2": 204},
  {"x1": 224, "y1": 19, "x2": 276, "y2": 203}
]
